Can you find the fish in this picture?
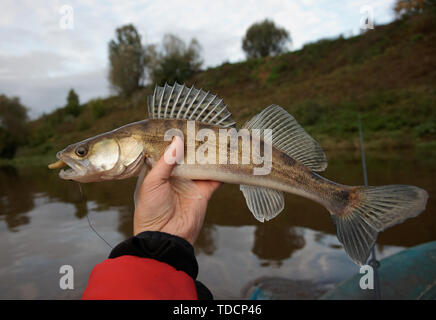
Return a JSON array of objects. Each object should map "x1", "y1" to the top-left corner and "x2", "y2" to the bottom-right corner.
[{"x1": 49, "y1": 83, "x2": 429, "y2": 265}]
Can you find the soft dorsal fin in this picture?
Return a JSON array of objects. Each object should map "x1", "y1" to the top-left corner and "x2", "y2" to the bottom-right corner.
[
  {"x1": 147, "y1": 83, "x2": 236, "y2": 128},
  {"x1": 243, "y1": 104, "x2": 327, "y2": 171}
]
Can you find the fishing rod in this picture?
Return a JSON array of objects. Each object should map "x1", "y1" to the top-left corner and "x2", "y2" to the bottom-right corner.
[{"x1": 358, "y1": 116, "x2": 381, "y2": 300}]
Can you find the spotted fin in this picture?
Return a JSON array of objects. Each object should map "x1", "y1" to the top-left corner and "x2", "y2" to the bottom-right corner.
[
  {"x1": 331, "y1": 185, "x2": 428, "y2": 265},
  {"x1": 147, "y1": 83, "x2": 236, "y2": 128},
  {"x1": 243, "y1": 104, "x2": 327, "y2": 172}
]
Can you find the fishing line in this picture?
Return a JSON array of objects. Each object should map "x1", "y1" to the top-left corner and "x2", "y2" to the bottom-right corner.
[
  {"x1": 77, "y1": 183, "x2": 114, "y2": 249},
  {"x1": 358, "y1": 116, "x2": 381, "y2": 300}
]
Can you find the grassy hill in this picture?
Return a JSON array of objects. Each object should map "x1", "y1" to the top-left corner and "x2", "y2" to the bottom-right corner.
[{"x1": 12, "y1": 12, "x2": 436, "y2": 165}]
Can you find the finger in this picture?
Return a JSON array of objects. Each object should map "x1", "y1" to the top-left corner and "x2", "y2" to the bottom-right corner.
[
  {"x1": 146, "y1": 136, "x2": 184, "y2": 183},
  {"x1": 195, "y1": 180, "x2": 222, "y2": 198},
  {"x1": 206, "y1": 181, "x2": 222, "y2": 193}
]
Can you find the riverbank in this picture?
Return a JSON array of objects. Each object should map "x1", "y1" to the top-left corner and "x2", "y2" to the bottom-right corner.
[{"x1": 4, "y1": 13, "x2": 435, "y2": 166}]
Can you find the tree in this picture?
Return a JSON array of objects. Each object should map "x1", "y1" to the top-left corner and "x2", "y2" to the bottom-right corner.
[
  {"x1": 150, "y1": 34, "x2": 203, "y2": 85},
  {"x1": 393, "y1": 0, "x2": 435, "y2": 17},
  {"x1": 0, "y1": 95, "x2": 28, "y2": 158},
  {"x1": 108, "y1": 24, "x2": 145, "y2": 96},
  {"x1": 242, "y1": 19, "x2": 291, "y2": 59},
  {"x1": 65, "y1": 89, "x2": 80, "y2": 117},
  {"x1": 394, "y1": 0, "x2": 424, "y2": 17}
]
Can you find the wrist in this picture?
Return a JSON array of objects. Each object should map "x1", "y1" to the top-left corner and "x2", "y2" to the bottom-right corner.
[
  {"x1": 109, "y1": 231, "x2": 199, "y2": 279},
  {"x1": 134, "y1": 214, "x2": 200, "y2": 245}
]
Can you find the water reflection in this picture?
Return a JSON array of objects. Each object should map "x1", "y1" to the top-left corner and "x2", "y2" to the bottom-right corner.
[
  {"x1": 0, "y1": 149, "x2": 435, "y2": 299},
  {"x1": 195, "y1": 224, "x2": 217, "y2": 255},
  {"x1": 0, "y1": 166, "x2": 33, "y2": 231},
  {"x1": 252, "y1": 224, "x2": 305, "y2": 264}
]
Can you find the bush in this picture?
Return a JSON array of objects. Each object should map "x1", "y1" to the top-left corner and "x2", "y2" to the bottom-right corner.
[
  {"x1": 242, "y1": 19, "x2": 291, "y2": 59},
  {"x1": 415, "y1": 122, "x2": 436, "y2": 137},
  {"x1": 77, "y1": 119, "x2": 91, "y2": 130},
  {"x1": 0, "y1": 95, "x2": 28, "y2": 158},
  {"x1": 65, "y1": 89, "x2": 81, "y2": 117},
  {"x1": 28, "y1": 125, "x2": 53, "y2": 147},
  {"x1": 149, "y1": 34, "x2": 203, "y2": 86},
  {"x1": 89, "y1": 99, "x2": 106, "y2": 119},
  {"x1": 295, "y1": 101, "x2": 324, "y2": 126}
]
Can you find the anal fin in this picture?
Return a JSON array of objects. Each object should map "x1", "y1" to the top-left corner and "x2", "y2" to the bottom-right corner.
[{"x1": 240, "y1": 185, "x2": 284, "y2": 222}]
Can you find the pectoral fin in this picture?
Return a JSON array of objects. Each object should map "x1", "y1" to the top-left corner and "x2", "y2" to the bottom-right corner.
[{"x1": 134, "y1": 165, "x2": 149, "y2": 208}]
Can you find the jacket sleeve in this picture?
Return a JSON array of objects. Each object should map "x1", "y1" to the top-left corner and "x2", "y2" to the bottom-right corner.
[{"x1": 82, "y1": 231, "x2": 213, "y2": 300}]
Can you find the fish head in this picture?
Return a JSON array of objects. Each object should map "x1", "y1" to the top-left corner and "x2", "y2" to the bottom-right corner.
[{"x1": 52, "y1": 130, "x2": 144, "y2": 183}]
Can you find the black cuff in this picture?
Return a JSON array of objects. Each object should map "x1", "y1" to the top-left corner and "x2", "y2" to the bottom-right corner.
[
  {"x1": 109, "y1": 231, "x2": 213, "y2": 299},
  {"x1": 109, "y1": 231, "x2": 199, "y2": 279}
]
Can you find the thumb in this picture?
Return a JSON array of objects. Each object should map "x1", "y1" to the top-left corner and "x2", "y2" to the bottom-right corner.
[{"x1": 147, "y1": 136, "x2": 184, "y2": 182}]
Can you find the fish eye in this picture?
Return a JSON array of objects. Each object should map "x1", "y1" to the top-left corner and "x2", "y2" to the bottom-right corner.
[{"x1": 75, "y1": 145, "x2": 88, "y2": 157}]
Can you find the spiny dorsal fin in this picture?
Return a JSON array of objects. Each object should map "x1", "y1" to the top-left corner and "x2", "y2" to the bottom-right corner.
[
  {"x1": 243, "y1": 104, "x2": 327, "y2": 172},
  {"x1": 240, "y1": 185, "x2": 285, "y2": 222},
  {"x1": 147, "y1": 83, "x2": 236, "y2": 128}
]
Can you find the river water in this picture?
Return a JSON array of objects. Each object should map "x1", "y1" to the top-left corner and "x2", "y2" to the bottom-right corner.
[{"x1": 0, "y1": 148, "x2": 435, "y2": 299}]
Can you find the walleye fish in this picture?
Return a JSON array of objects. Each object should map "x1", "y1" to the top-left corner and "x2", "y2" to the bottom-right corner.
[{"x1": 49, "y1": 83, "x2": 429, "y2": 265}]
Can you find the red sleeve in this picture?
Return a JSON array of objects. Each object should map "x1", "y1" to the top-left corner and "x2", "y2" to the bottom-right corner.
[{"x1": 82, "y1": 255, "x2": 198, "y2": 300}]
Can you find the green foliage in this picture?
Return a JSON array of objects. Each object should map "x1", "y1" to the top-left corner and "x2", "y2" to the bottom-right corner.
[
  {"x1": 266, "y1": 61, "x2": 288, "y2": 84},
  {"x1": 77, "y1": 119, "x2": 90, "y2": 130},
  {"x1": 29, "y1": 125, "x2": 53, "y2": 147},
  {"x1": 65, "y1": 89, "x2": 81, "y2": 117},
  {"x1": 108, "y1": 24, "x2": 145, "y2": 96},
  {"x1": 415, "y1": 122, "x2": 436, "y2": 137},
  {"x1": 89, "y1": 99, "x2": 106, "y2": 119},
  {"x1": 410, "y1": 33, "x2": 424, "y2": 41},
  {"x1": 0, "y1": 95, "x2": 28, "y2": 158},
  {"x1": 302, "y1": 37, "x2": 339, "y2": 56},
  {"x1": 295, "y1": 101, "x2": 324, "y2": 126},
  {"x1": 150, "y1": 34, "x2": 203, "y2": 86},
  {"x1": 242, "y1": 19, "x2": 291, "y2": 59}
]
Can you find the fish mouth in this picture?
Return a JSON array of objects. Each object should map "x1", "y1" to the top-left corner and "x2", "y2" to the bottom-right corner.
[{"x1": 53, "y1": 153, "x2": 87, "y2": 180}]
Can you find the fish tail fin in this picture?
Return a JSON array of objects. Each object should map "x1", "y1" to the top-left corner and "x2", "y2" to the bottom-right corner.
[{"x1": 330, "y1": 185, "x2": 428, "y2": 265}]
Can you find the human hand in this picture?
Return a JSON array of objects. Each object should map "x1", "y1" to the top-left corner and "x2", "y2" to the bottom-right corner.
[{"x1": 133, "y1": 136, "x2": 221, "y2": 245}]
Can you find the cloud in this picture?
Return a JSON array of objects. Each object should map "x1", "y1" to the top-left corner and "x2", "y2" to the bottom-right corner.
[
  {"x1": 0, "y1": 68, "x2": 110, "y2": 119},
  {"x1": 0, "y1": 51, "x2": 68, "y2": 77},
  {"x1": 0, "y1": 0, "x2": 396, "y2": 118}
]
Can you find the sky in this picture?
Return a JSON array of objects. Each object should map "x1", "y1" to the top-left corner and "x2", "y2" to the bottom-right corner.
[{"x1": 0, "y1": 0, "x2": 397, "y2": 119}]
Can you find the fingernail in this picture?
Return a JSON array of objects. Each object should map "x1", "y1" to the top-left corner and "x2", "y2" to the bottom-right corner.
[{"x1": 164, "y1": 136, "x2": 184, "y2": 165}]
